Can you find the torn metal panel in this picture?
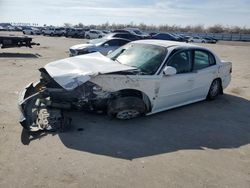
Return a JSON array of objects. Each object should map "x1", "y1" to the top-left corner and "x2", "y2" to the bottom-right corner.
[{"x1": 44, "y1": 52, "x2": 136, "y2": 90}]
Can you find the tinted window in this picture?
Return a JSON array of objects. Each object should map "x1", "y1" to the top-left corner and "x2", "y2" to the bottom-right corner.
[
  {"x1": 114, "y1": 34, "x2": 126, "y2": 38},
  {"x1": 193, "y1": 51, "x2": 215, "y2": 70},
  {"x1": 167, "y1": 51, "x2": 192, "y2": 73},
  {"x1": 104, "y1": 39, "x2": 123, "y2": 46},
  {"x1": 117, "y1": 39, "x2": 129, "y2": 46}
]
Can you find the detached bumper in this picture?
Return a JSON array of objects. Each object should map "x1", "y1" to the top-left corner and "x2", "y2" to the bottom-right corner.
[
  {"x1": 18, "y1": 82, "x2": 42, "y2": 131},
  {"x1": 18, "y1": 82, "x2": 71, "y2": 132}
]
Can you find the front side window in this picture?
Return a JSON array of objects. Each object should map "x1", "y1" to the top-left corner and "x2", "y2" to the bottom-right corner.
[
  {"x1": 117, "y1": 39, "x2": 129, "y2": 46},
  {"x1": 193, "y1": 50, "x2": 215, "y2": 70},
  {"x1": 104, "y1": 39, "x2": 119, "y2": 46},
  {"x1": 167, "y1": 50, "x2": 192, "y2": 74}
]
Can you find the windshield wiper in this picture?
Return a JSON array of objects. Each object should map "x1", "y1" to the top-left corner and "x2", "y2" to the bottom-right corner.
[{"x1": 114, "y1": 59, "x2": 121, "y2": 64}]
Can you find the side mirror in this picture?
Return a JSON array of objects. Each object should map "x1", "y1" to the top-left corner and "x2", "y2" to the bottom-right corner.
[{"x1": 163, "y1": 66, "x2": 177, "y2": 76}]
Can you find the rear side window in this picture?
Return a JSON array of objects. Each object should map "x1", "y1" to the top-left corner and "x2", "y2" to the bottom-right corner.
[{"x1": 193, "y1": 50, "x2": 216, "y2": 70}]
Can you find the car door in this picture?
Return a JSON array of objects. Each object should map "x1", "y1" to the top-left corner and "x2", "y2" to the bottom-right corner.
[
  {"x1": 153, "y1": 49, "x2": 197, "y2": 112},
  {"x1": 191, "y1": 50, "x2": 218, "y2": 99}
]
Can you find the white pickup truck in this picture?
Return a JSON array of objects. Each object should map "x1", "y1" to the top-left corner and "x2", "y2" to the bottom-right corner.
[{"x1": 42, "y1": 28, "x2": 66, "y2": 36}]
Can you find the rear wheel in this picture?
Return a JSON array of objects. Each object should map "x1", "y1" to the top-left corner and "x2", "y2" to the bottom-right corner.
[
  {"x1": 107, "y1": 97, "x2": 146, "y2": 120},
  {"x1": 86, "y1": 35, "x2": 90, "y2": 39},
  {"x1": 207, "y1": 79, "x2": 222, "y2": 100}
]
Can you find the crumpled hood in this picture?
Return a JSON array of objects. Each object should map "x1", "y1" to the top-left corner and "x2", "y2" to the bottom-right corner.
[
  {"x1": 44, "y1": 52, "x2": 136, "y2": 90},
  {"x1": 70, "y1": 43, "x2": 94, "y2": 50}
]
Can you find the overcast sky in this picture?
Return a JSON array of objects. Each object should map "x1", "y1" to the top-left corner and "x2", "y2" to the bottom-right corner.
[{"x1": 1, "y1": 0, "x2": 250, "y2": 27}]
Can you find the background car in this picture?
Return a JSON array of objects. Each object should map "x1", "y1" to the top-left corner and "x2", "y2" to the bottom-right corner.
[
  {"x1": 65, "y1": 28, "x2": 85, "y2": 38},
  {"x1": 42, "y1": 28, "x2": 56, "y2": 36},
  {"x1": 54, "y1": 27, "x2": 66, "y2": 36},
  {"x1": 204, "y1": 37, "x2": 218, "y2": 43},
  {"x1": 85, "y1": 30, "x2": 105, "y2": 39},
  {"x1": 69, "y1": 37, "x2": 131, "y2": 56},
  {"x1": 188, "y1": 36, "x2": 206, "y2": 43},
  {"x1": 23, "y1": 27, "x2": 41, "y2": 35},
  {"x1": 112, "y1": 28, "x2": 150, "y2": 38},
  {"x1": 42, "y1": 27, "x2": 65, "y2": 36}
]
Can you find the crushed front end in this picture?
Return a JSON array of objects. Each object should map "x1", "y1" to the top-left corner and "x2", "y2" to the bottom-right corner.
[{"x1": 18, "y1": 68, "x2": 112, "y2": 131}]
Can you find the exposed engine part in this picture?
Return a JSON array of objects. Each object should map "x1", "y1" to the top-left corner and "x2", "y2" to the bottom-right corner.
[{"x1": 36, "y1": 107, "x2": 62, "y2": 130}]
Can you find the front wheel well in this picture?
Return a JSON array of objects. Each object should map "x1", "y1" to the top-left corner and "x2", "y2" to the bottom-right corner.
[{"x1": 111, "y1": 89, "x2": 152, "y2": 112}]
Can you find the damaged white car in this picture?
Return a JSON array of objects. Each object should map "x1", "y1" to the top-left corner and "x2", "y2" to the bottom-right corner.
[{"x1": 18, "y1": 40, "x2": 232, "y2": 131}]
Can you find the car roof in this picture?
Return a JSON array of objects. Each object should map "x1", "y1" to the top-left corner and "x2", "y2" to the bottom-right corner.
[
  {"x1": 106, "y1": 37, "x2": 131, "y2": 41},
  {"x1": 132, "y1": 39, "x2": 201, "y2": 48}
]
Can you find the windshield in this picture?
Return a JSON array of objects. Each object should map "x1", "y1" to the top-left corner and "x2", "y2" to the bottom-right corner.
[{"x1": 107, "y1": 43, "x2": 167, "y2": 75}]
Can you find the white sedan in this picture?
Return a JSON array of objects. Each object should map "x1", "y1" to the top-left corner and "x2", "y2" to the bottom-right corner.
[
  {"x1": 18, "y1": 40, "x2": 232, "y2": 131},
  {"x1": 188, "y1": 36, "x2": 206, "y2": 43},
  {"x1": 85, "y1": 30, "x2": 105, "y2": 39}
]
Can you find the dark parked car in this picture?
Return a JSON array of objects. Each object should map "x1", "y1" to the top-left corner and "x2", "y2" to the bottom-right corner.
[
  {"x1": 112, "y1": 28, "x2": 150, "y2": 39},
  {"x1": 151, "y1": 33, "x2": 182, "y2": 41},
  {"x1": 204, "y1": 37, "x2": 218, "y2": 44}
]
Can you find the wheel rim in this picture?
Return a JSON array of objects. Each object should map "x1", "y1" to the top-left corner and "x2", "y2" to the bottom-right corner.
[
  {"x1": 210, "y1": 80, "x2": 220, "y2": 97},
  {"x1": 116, "y1": 109, "x2": 140, "y2": 120}
]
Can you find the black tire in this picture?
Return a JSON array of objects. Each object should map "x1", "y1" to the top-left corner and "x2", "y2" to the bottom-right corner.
[
  {"x1": 107, "y1": 97, "x2": 146, "y2": 120},
  {"x1": 23, "y1": 31, "x2": 25, "y2": 34},
  {"x1": 207, "y1": 79, "x2": 222, "y2": 100},
  {"x1": 202, "y1": 40, "x2": 205, "y2": 43},
  {"x1": 98, "y1": 35, "x2": 102, "y2": 38},
  {"x1": 86, "y1": 35, "x2": 90, "y2": 39},
  {"x1": 31, "y1": 32, "x2": 33, "y2": 35}
]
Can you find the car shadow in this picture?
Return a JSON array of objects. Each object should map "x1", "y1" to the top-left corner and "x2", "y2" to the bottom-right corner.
[
  {"x1": 0, "y1": 52, "x2": 41, "y2": 58},
  {"x1": 21, "y1": 94, "x2": 250, "y2": 160}
]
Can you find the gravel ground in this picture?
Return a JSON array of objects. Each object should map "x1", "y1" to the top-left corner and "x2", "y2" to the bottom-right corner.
[{"x1": 0, "y1": 31, "x2": 250, "y2": 188}]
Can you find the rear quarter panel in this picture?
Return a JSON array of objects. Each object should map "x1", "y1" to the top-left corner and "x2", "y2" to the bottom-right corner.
[{"x1": 219, "y1": 61, "x2": 232, "y2": 89}]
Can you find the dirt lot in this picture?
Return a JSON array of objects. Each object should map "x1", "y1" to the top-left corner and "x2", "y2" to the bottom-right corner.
[{"x1": 0, "y1": 31, "x2": 250, "y2": 188}]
